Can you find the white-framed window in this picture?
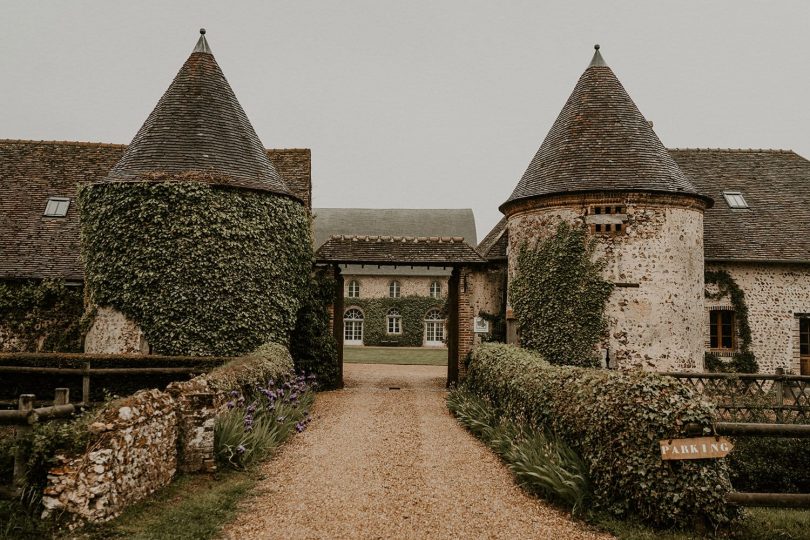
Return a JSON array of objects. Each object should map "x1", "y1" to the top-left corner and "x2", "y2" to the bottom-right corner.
[
  {"x1": 44, "y1": 197, "x2": 70, "y2": 217},
  {"x1": 389, "y1": 280, "x2": 401, "y2": 298},
  {"x1": 722, "y1": 191, "x2": 749, "y2": 210},
  {"x1": 430, "y1": 281, "x2": 441, "y2": 299},
  {"x1": 348, "y1": 280, "x2": 360, "y2": 298},
  {"x1": 344, "y1": 308, "x2": 364, "y2": 344},
  {"x1": 387, "y1": 308, "x2": 402, "y2": 334},
  {"x1": 424, "y1": 308, "x2": 445, "y2": 346}
]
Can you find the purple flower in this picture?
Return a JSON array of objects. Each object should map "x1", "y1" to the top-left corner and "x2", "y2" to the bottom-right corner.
[
  {"x1": 236, "y1": 444, "x2": 246, "y2": 454},
  {"x1": 230, "y1": 390, "x2": 240, "y2": 398},
  {"x1": 226, "y1": 401, "x2": 235, "y2": 409},
  {"x1": 295, "y1": 423, "x2": 305, "y2": 433}
]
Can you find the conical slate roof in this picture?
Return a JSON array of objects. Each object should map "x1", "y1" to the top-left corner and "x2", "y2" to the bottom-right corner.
[
  {"x1": 501, "y1": 46, "x2": 709, "y2": 212},
  {"x1": 102, "y1": 30, "x2": 297, "y2": 199}
]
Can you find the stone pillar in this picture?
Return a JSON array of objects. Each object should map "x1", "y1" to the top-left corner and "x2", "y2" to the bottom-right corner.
[
  {"x1": 447, "y1": 268, "x2": 460, "y2": 386},
  {"x1": 172, "y1": 392, "x2": 217, "y2": 473}
]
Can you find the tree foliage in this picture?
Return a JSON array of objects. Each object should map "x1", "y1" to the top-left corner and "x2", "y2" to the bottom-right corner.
[
  {"x1": 290, "y1": 270, "x2": 340, "y2": 389},
  {"x1": 510, "y1": 222, "x2": 612, "y2": 367},
  {"x1": 79, "y1": 182, "x2": 312, "y2": 356}
]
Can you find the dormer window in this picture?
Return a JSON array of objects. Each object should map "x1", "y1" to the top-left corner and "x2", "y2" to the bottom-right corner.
[
  {"x1": 722, "y1": 191, "x2": 749, "y2": 210},
  {"x1": 44, "y1": 197, "x2": 70, "y2": 217}
]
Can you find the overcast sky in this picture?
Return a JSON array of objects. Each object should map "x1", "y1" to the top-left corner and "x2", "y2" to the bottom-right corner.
[{"x1": 2, "y1": 1, "x2": 808, "y2": 240}]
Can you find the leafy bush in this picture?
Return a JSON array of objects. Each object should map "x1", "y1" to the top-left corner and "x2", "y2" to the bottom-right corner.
[
  {"x1": 79, "y1": 182, "x2": 312, "y2": 356},
  {"x1": 464, "y1": 343, "x2": 738, "y2": 528},
  {"x1": 202, "y1": 342, "x2": 295, "y2": 395},
  {"x1": 704, "y1": 351, "x2": 759, "y2": 374},
  {"x1": 510, "y1": 222, "x2": 612, "y2": 367},
  {"x1": 344, "y1": 296, "x2": 444, "y2": 347},
  {"x1": 215, "y1": 374, "x2": 314, "y2": 469},
  {"x1": 290, "y1": 271, "x2": 340, "y2": 389},
  {"x1": 728, "y1": 437, "x2": 810, "y2": 493},
  {"x1": 0, "y1": 279, "x2": 85, "y2": 352},
  {"x1": 448, "y1": 388, "x2": 591, "y2": 515}
]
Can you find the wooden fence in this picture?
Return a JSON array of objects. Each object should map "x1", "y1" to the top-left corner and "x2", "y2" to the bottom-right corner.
[{"x1": 0, "y1": 389, "x2": 76, "y2": 498}]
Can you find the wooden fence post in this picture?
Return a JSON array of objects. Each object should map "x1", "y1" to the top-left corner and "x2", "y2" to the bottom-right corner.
[
  {"x1": 13, "y1": 394, "x2": 35, "y2": 491},
  {"x1": 54, "y1": 388, "x2": 69, "y2": 406},
  {"x1": 82, "y1": 361, "x2": 91, "y2": 404}
]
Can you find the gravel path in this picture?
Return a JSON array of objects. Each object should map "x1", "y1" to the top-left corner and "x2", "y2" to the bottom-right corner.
[{"x1": 223, "y1": 363, "x2": 611, "y2": 540}]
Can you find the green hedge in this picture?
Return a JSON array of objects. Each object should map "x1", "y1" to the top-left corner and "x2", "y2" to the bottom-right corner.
[
  {"x1": 79, "y1": 182, "x2": 312, "y2": 356},
  {"x1": 464, "y1": 344, "x2": 738, "y2": 528},
  {"x1": 0, "y1": 279, "x2": 85, "y2": 353},
  {"x1": 345, "y1": 296, "x2": 444, "y2": 347},
  {"x1": 290, "y1": 271, "x2": 340, "y2": 389},
  {"x1": 728, "y1": 437, "x2": 810, "y2": 493}
]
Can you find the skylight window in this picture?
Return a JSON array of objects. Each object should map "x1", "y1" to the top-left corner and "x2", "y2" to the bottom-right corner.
[
  {"x1": 722, "y1": 191, "x2": 749, "y2": 210},
  {"x1": 44, "y1": 197, "x2": 70, "y2": 217}
]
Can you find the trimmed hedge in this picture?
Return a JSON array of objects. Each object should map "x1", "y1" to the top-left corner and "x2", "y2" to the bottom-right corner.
[
  {"x1": 728, "y1": 437, "x2": 810, "y2": 493},
  {"x1": 79, "y1": 182, "x2": 312, "y2": 356},
  {"x1": 464, "y1": 344, "x2": 738, "y2": 528},
  {"x1": 345, "y1": 296, "x2": 444, "y2": 347},
  {"x1": 290, "y1": 271, "x2": 340, "y2": 389}
]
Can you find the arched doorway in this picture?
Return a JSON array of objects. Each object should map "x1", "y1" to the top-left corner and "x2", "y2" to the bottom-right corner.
[
  {"x1": 424, "y1": 308, "x2": 445, "y2": 346},
  {"x1": 344, "y1": 308, "x2": 364, "y2": 345}
]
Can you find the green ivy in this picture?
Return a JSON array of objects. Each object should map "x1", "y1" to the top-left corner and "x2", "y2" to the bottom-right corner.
[
  {"x1": 79, "y1": 182, "x2": 312, "y2": 356},
  {"x1": 704, "y1": 270, "x2": 758, "y2": 373},
  {"x1": 290, "y1": 270, "x2": 340, "y2": 389},
  {"x1": 510, "y1": 222, "x2": 613, "y2": 367},
  {"x1": 464, "y1": 343, "x2": 739, "y2": 528},
  {"x1": 344, "y1": 296, "x2": 444, "y2": 347},
  {"x1": 0, "y1": 279, "x2": 85, "y2": 352}
]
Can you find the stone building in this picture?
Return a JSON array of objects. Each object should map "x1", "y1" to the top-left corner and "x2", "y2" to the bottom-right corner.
[
  {"x1": 480, "y1": 46, "x2": 810, "y2": 374},
  {"x1": 312, "y1": 208, "x2": 477, "y2": 347}
]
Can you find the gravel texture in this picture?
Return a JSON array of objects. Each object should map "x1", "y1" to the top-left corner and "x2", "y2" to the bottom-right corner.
[{"x1": 223, "y1": 363, "x2": 611, "y2": 539}]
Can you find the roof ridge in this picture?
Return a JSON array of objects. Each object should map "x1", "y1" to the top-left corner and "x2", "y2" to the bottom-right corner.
[
  {"x1": 329, "y1": 234, "x2": 467, "y2": 243},
  {"x1": 669, "y1": 147, "x2": 794, "y2": 154},
  {"x1": 0, "y1": 139, "x2": 128, "y2": 148}
]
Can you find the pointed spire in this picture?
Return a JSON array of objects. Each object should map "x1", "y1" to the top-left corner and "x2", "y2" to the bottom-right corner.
[
  {"x1": 101, "y1": 30, "x2": 297, "y2": 200},
  {"x1": 589, "y1": 44, "x2": 607, "y2": 68},
  {"x1": 500, "y1": 46, "x2": 710, "y2": 213},
  {"x1": 193, "y1": 28, "x2": 212, "y2": 54}
]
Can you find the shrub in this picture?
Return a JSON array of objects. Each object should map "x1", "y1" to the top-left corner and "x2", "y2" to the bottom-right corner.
[
  {"x1": 704, "y1": 351, "x2": 759, "y2": 374},
  {"x1": 290, "y1": 271, "x2": 340, "y2": 389},
  {"x1": 728, "y1": 437, "x2": 810, "y2": 493},
  {"x1": 215, "y1": 374, "x2": 314, "y2": 469},
  {"x1": 203, "y1": 342, "x2": 295, "y2": 395},
  {"x1": 510, "y1": 222, "x2": 612, "y2": 367},
  {"x1": 79, "y1": 182, "x2": 313, "y2": 356},
  {"x1": 448, "y1": 388, "x2": 591, "y2": 515},
  {"x1": 464, "y1": 343, "x2": 738, "y2": 528}
]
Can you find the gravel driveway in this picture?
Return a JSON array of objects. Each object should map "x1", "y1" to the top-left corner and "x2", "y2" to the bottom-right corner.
[{"x1": 223, "y1": 362, "x2": 611, "y2": 539}]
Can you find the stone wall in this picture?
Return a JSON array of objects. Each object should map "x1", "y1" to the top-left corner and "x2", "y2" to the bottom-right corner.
[
  {"x1": 84, "y1": 306, "x2": 149, "y2": 354},
  {"x1": 705, "y1": 262, "x2": 810, "y2": 374},
  {"x1": 42, "y1": 389, "x2": 177, "y2": 523},
  {"x1": 507, "y1": 192, "x2": 706, "y2": 372},
  {"x1": 343, "y1": 274, "x2": 447, "y2": 299}
]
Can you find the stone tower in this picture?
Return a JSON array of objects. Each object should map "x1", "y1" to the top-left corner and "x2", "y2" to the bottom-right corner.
[
  {"x1": 501, "y1": 46, "x2": 712, "y2": 371},
  {"x1": 81, "y1": 30, "x2": 312, "y2": 356}
]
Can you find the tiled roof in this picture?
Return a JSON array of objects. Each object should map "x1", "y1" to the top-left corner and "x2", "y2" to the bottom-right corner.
[
  {"x1": 670, "y1": 148, "x2": 810, "y2": 263},
  {"x1": 312, "y1": 208, "x2": 477, "y2": 249},
  {"x1": 100, "y1": 31, "x2": 298, "y2": 200},
  {"x1": 477, "y1": 218, "x2": 508, "y2": 260},
  {"x1": 315, "y1": 235, "x2": 486, "y2": 265},
  {"x1": 501, "y1": 47, "x2": 707, "y2": 213},
  {"x1": 0, "y1": 140, "x2": 311, "y2": 280}
]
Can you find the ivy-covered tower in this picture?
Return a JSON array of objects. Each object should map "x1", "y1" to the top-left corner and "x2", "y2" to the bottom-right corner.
[
  {"x1": 501, "y1": 46, "x2": 712, "y2": 371},
  {"x1": 80, "y1": 30, "x2": 312, "y2": 356}
]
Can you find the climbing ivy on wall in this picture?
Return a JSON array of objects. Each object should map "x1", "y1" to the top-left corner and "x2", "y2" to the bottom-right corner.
[
  {"x1": 704, "y1": 269, "x2": 758, "y2": 373},
  {"x1": 290, "y1": 270, "x2": 340, "y2": 389},
  {"x1": 344, "y1": 296, "x2": 445, "y2": 347},
  {"x1": 510, "y1": 222, "x2": 613, "y2": 367},
  {"x1": 0, "y1": 279, "x2": 85, "y2": 352},
  {"x1": 79, "y1": 182, "x2": 312, "y2": 356}
]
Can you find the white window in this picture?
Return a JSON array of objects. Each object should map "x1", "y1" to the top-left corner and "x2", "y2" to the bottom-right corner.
[
  {"x1": 348, "y1": 280, "x2": 360, "y2": 298},
  {"x1": 430, "y1": 281, "x2": 441, "y2": 299},
  {"x1": 722, "y1": 191, "x2": 749, "y2": 209},
  {"x1": 387, "y1": 309, "x2": 402, "y2": 334},
  {"x1": 44, "y1": 197, "x2": 70, "y2": 217},
  {"x1": 389, "y1": 280, "x2": 400, "y2": 298},
  {"x1": 424, "y1": 308, "x2": 445, "y2": 346},
  {"x1": 344, "y1": 308, "x2": 364, "y2": 345}
]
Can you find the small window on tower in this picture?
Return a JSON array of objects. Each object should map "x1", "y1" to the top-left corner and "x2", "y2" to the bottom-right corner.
[
  {"x1": 722, "y1": 191, "x2": 749, "y2": 210},
  {"x1": 588, "y1": 205, "x2": 626, "y2": 236},
  {"x1": 44, "y1": 197, "x2": 70, "y2": 217}
]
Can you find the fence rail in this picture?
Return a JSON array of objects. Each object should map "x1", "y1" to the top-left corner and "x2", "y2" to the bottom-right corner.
[{"x1": 664, "y1": 370, "x2": 810, "y2": 424}]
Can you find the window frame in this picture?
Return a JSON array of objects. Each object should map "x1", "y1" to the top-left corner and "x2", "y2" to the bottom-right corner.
[
  {"x1": 386, "y1": 308, "x2": 402, "y2": 334},
  {"x1": 800, "y1": 318, "x2": 810, "y2": 357},
  {"x1": 44, "y1": 197, "x2": 70, "y2": 217},
  {"x1": 389, "y1": 280, "x2": 401, "y2": 298},
  {"x1": 429, "y1": 281, "x2": 441, "y2": 299},
  {"x1": 424, "y1": 308, "x2": 445, "y2": 345},
  {"x1": 709, "y1": 309, "x2": 736, "y2": 352},
  {"x1": 343, "y1": 308, "x2": 364, "y2": 344},
  {"x1": 722, "y1": 191, "x2": 750, "y2": 210},
  {"x1": 348, "y1": 280, "x2": 360, "y2": 298}
]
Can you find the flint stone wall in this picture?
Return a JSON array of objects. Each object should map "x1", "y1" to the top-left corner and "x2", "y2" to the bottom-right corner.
[
  {"x1": 84, "y1": 306, "x2": 150, "y2": 354},
  {"x1": 705, "y1": 262, "x2": 810, "y2": 374},
  {"x1": 507, "y1": 192, "x2": 706, "y2": 372}
]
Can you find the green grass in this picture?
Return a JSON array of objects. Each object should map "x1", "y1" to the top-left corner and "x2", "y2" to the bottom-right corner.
[
  {"x1": 344, "y1": 346, "x2": 447, "y2": 366},
  {"x1": 75, "y1": 470, "x2": 255, "y2": 540}
]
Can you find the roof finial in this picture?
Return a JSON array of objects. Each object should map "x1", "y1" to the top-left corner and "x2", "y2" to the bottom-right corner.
[
  {"x1": 193, "y1": 28, "x2": 212, "y2": 54},
  {"x1": 589, "y1": 43, "x2": 606, "y2": 68},
  {"x1": 200, "y1": 28, "x2": 206, "y2": 35},
  {"x1": 594, "y1": 44, "x2": 600, "y2": 50}
]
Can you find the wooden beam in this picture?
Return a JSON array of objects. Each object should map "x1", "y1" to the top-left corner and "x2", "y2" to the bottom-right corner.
[{"x1": 727, "y1": 492, "x2": 810, "y2": 508}]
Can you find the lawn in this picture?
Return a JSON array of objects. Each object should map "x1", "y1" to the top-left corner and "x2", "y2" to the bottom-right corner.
[{"x1": 343, "y1": 346, "x2": 447, "y2": 366}]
